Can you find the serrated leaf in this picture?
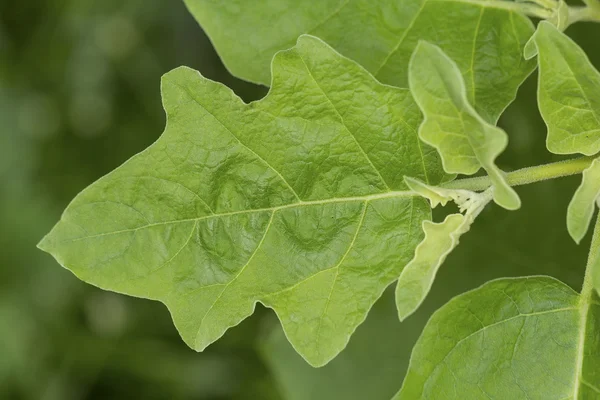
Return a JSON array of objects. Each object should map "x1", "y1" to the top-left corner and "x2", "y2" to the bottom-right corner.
[
  {"x1": 184, "y1": 0, "x2": 535, "y2": 122},
  {"x1": 568, "y1": 158, "x2": 600, "y2": 244},
  {"x1": 525, "y1": 21, "x2": 600, "y2": 156},
  {"x1": 396, "y1": 276, "x2": 600, "y2": 399},
  {"x1": 408, "y1": 42, "x2": 521, "y2": 211},
  {"x1": 37, "y1": 35, "x2": 446, "y2": 367}
]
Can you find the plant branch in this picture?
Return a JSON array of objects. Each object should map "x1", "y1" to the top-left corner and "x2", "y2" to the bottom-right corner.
[{"x1": 441, "y1": 156, "x2": 596, "y2": 191}]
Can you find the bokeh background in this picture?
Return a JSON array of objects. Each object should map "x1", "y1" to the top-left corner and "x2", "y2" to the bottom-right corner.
[{"x1": 1, "y1": 1, "x2": 599, "y2": 399}]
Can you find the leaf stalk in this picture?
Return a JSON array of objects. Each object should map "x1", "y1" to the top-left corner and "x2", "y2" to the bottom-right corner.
[{"x1": 440, "y1": 156, "x2": 597, "y2": 191}]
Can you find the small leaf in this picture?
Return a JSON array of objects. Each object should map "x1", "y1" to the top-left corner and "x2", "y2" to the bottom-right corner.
[
  {"x1": 38, "y1": 35, "x2": 445, "y2": 367},
  {"x1": 396, "y1": 277, "x2": 600, "y2": 399},
  {"x1": 184, "y1": 0, "x2": 535, "y2": 122},
  {"x1": 396, "y1": 180, "x2": 493, "y2": 321},
  {"x1": 408, "y1": 42, "x2": 521, "y2": 211},
  {"x1": 525, "y1": 21, "x2": 600, "y2": 156},
  {"x1": 395, "y1": 214, "x2": 465, "y2": 321},
  {"x1": 567, "y1": 158, "x2": 600, "y2": 244}
]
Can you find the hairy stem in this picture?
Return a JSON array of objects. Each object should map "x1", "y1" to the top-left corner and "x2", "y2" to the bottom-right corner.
[{"x1": 441, "y1": 156, "x2": 596, "y2": 191}]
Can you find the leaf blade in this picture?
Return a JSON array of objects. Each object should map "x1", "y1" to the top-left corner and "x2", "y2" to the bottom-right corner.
[
  {"x1": 184, "y1": 0, "x2": 535, "y2": 122},
  {"x1": 567, "y1": 157, "x2": 600, "y2": 244},
  {"x1": 396, "y1": 276, "x2": 600, "y2": 399},
  {"x1": 408, "y1": 42, "x2": 521, "y2": 210},
  {"x1": 395, "y1": 214, "x2": 466, "y2": 321},
  {"x1": 38, "y1": 35, "x2": 441, "y2": 367},
  {"x1": 526, "y1": 21, "x2": 600, "y2": 156}
]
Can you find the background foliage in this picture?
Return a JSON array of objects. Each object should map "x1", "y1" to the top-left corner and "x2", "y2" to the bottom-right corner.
[{"x1": 1, "y1": 0, "x2": 599, "y2": 399}]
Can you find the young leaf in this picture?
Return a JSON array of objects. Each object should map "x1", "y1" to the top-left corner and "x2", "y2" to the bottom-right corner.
[
  {"x1": 184, "y1": 0, "x2": 535, "y2": 122},
  {"x1": 408, "y1": 42, "x2": 521, "y2": 210},
  {"x1": 567, "y1": 158, "x2": 600, "y2": 244},
  {"x1": 525, "y1": 21, "x2": 600, "y2": 156},
  {"x1": 396, "y1": 180, "x2": 494, "y2": 321},
  {"x1": 37, "y1": 35, "x2": 445, "y2": 367},
  {"x1": 547, "y1": 0, "x2": 570, "y2": 31},
  {"x1": 403, "y1": 177, "x2": 470, "y2": 209},
  {"x1": 395, "y1": 215, "x2": 465, "y2": 321},
  {"x1": 396, "y1": 276, "x2": 600, "y2": 399}
]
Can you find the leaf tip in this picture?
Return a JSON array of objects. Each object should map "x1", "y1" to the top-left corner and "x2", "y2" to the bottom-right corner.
[
  {"x1": 567, "y1": 223, "x2": 585, "y2": 245},
  {"x1": 523, "y1": 36, "x2": 538, "y2": 60}
]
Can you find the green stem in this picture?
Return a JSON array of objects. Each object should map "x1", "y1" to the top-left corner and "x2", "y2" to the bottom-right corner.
[
  {"x1": 572, "y1": 213, "x2": 599, "y2": 399},
  {"x1": 569, "y1": 5, "x2": 600, "y2": 24},
  {"x1": 582, "y1": 213, "x2": 600, "y2": 297},
  {"x1": 441, "y1": 156, "x2": 595, "y2": 192}
]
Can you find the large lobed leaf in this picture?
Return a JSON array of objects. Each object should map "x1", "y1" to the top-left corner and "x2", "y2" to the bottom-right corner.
[
  {"x1": 185, "y1": 0, "x2": 535, "y2": 122},
  {"x1": 38, "y1": 35, "x2": 448, "y2": 367},
  {"x1": 397, "y1": 276, "x2": 600, "y2": 399}
]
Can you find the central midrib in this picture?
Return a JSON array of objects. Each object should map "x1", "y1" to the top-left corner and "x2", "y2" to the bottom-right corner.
[{"x1": 65, "y1": 189, "x2": 417, "y2": 243}]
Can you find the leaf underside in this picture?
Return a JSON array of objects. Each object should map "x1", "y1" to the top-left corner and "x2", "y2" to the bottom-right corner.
[
  {"x1": 396, "y1": 277, "x2": 600, "y2": 399},
  {"x1": 395, "y1": 214, "x2": 466, "y2": 321},
  {"x1": 568, "y1": 158, "x2": 600, "y2": 244},
  {"x1": 38, "y1": 35, "x2": 450, "y2": 367},
  {"x1": 408, "y1": 42, "x2": 520, "y2": 210},
  {"x1": 185, "y1": 0, "x2": 535, "y2": 122},
  {"x1": 526, "y1": 22, "x2": 600, "y2": 156}
]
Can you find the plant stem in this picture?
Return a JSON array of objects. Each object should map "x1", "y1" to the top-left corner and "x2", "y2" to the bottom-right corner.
[
  {"x1": 582, "y1": 213, "x2": 600, "y2": 297},
  {"x1": 572, "y1": 213, "x2": 600, "y2": 398},
  {"x1": 441, "y1": 156, "x2": 595, "y2": 191},
  {"x1": 569, "y1": 5, "x2": 600, "y2": 24}
]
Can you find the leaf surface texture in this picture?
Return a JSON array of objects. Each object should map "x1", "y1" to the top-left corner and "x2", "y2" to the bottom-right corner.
[
  {"x1": 185, "y1": 0, "x2": 535, "y2": 122},
  {"x1": 526, "y1": 21, "x2": 600, "y2": 156},
  {"x1": 396, "y1": 277, "x2": 600, "y2": 399},
  {"x1": 39, "y1": 36, "x2": 446, "y2": 366},
  {"x1": 408, "y1": 42, "x2": 520, "y2": 210}
]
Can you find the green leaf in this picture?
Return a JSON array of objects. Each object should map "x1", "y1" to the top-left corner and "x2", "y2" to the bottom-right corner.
[
  {"x1": 395, "y1": 214, "x2": 466, "y2": 322},
  {"x1": 525, "y1": 21, "x2": 600, "y2": 156},
  {"x1": 568, "y1": 157, "x2": 600, "y2": 244},
  {"x1": 408, "y1": 42, "x2": 521, "y2": 210},
  {"x1": 184, "y1": 0, "x2": 535, "y2": 122},
  {"x1": 396, "y1": 179, "x2": 494, "y2": 321},
  {"x1": 260, "y1": 289, "x2": 418, "y2": 400},
  {"x1": 547, "y1": 0, "x2": 570, "y2": 31},
  {"x1": 37, "y1": 35, "x2": 445, "y2": 367},
  {"x1": 403, "y1": 177, "x2": 470, "y2": 209},
  {"x1": 396, "y1": 276, "x2": 600, "y2": 399}
]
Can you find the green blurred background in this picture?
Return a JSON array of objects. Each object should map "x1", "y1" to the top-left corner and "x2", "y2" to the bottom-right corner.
[{"x1": 1, "y1": 1, "x2": 599, "y2": 399}]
